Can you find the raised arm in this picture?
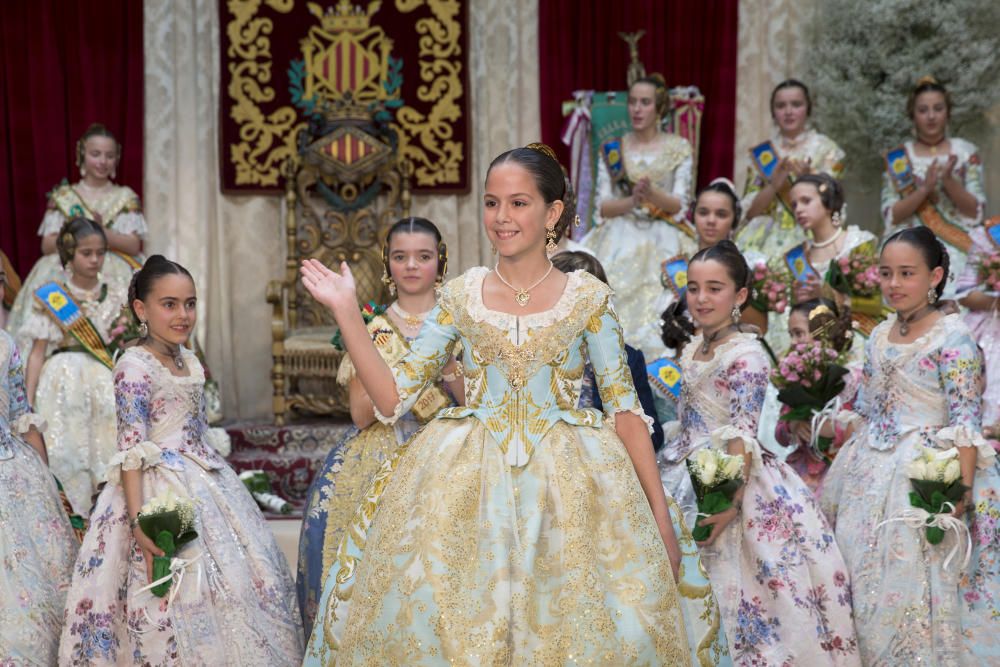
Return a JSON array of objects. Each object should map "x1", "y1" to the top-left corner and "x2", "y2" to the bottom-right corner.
[{"x1": 301, "y1": 259, "x2": 399, "y2": 415}]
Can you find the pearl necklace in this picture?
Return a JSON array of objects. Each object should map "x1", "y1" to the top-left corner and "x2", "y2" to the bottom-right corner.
[
  {"x1": 390, "y1": 301, "x2": 431, "y2": 330},
  {"x1": 494, "y1": 261, "x2": 554, "y2": 307},
  {"x1": 809, "y1": 227, "x2": 844, "y2": 249}
]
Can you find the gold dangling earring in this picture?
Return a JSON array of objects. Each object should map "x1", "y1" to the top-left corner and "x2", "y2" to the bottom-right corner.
[
  {"x1": 927, "y1": 287, "x2": 937, "y2": 304},
  {"x1": 79, "y1": 165, "x2": 86, "y2": 179},
  {"x1": 573, "y1": 214, "x2": 581, "y2": 228},
  {"x1": 382, "y1": 270, "x2": 396, "y2": 296},
  {"x1": 139, "y1": 320, "x2": 149, "y2": 338},
  {"x1": 490, "y1": 243, "x2": 497, "y2": 255},
  {"x1": 545, "y1": 227, "x2": 558, "y2": 255},
  {"x1": 831, "y1": 211, "x2": 842, "y2": 228},
  {"x1": 731, "y1": 305, "x2": 741, "y2": 322}
]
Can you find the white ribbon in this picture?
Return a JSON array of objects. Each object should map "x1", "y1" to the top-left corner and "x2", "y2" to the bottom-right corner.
[
  {"x1": 131, "y1": 550, "x2": 205, "y2": 632},
  {"x1": 876, "y1": 504, "x2": 972, "y2": 571},
  {"x1": 808, "y1": 395, "x2": 843, "y2": 458}
]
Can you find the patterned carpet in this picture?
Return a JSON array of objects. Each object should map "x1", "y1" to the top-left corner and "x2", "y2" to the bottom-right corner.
[{"x1": 225, "y1": 419, "x2": 353, "y2": 517}]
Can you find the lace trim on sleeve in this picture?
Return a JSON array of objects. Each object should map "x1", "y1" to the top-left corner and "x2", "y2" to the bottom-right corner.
[
  {"x1": 937, "y1": 425, "x2": 995, "y2": 470},
  {"x1": 13, "y1": 413, "x2": 46, "y2": 435},
  {"x1": 111, "y1": 211, "x2": 148, "y2": 236},
  {"x1": 372, "y1": 390, "x2": 406, "y2": 425},
  {"x1": 710, "y1": 425, "x2": 763, "y2": 462},
  {"x1": 105, "y1": 441, "x2": 162, "y2": 485},
  {"x1": 38, "y1": 209, "x2": 65, "y2": 236},
  {"x1": 606, "y1": 407, "x2": 654, "y2": 436}
]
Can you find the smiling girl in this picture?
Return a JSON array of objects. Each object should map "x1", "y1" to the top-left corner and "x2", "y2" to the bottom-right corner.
[
  {"x1": 58, "y1": 256, "x2": 303, "y2": 666},
  {"x1": 657, "y1": 240, "x2": 859, "y2": 666},
  {"x1": 7, "y1": 124, "x2": 146, "y2": 341},
  {"x1": 302, "y1": 143, "x2": 692, "y2": 664}
]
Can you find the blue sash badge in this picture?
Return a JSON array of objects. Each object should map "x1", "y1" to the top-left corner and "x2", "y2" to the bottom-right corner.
[
  {"x1": 785, "y1": 243, "x2": 817, "y2": 283},
  {"x1": 750, "y1": 140, "x2": 779, "y2": 180},
  {"x1": 35, "y1": 281, "x2": 83, "y2": 326},
  {"x1": 647, "y1": 356, "x2": 682, "y2": 400},
  {"x1": 884, "y1": 146, "x2": 915, "y2": 191},
  {"x1": 660, "y1": 255, "x2": 689, "y2": 299}
]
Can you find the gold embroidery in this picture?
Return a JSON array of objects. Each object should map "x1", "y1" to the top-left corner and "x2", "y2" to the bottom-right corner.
[
  {"x1": 225, "y1": 0, "x2": 303, "y2": 188},
  {"x1": 223, "y1": 0, "x2": 466, "y2": 190}
]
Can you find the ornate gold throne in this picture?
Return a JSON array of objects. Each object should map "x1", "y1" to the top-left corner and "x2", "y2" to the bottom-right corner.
[{"x1": 267, "y1": 96, "x2": 411, "y2": 424}]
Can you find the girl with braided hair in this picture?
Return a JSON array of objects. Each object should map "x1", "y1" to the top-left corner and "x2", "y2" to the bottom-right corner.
[
  {"x1": 59, "y1": 255, "x2": 304, "y2": 665},
  {"x1": 295, "y1": 217, "x2": 463, "y2": 637},
  {"x1": 657, "y1": 240, "x2": 860, "y2": 666}
]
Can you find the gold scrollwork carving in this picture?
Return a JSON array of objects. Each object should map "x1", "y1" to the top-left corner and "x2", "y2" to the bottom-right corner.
[
  {"x1": 393, "y1": 0, "x2": 464, "y2": 188},
  {"x1": 224, "y1": 0, "x2": 466, "y2": 190},
  {"x1": 226, "y1": 0, "x2": 304, "y2": 187}
]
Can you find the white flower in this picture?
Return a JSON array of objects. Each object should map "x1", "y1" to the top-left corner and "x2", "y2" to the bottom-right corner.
[
  {"x1": 720, "y1": 454, "x2": 744, "y2": 481},
  {"x1": 907, "y1": 458, "x2": 929, "y2": 481},
  {"x1": 942, "y1": 459, "x2": 962, "y2": 485}
]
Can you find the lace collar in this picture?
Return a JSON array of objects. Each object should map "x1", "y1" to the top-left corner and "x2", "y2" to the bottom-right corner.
[{"x1": 463, "y1": 267, "x2": 592, "y2": 329}]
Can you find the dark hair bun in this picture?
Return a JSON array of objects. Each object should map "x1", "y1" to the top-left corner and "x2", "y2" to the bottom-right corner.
[{"x1": 127, "y1": 255, "x2": 194, "y2": 322}]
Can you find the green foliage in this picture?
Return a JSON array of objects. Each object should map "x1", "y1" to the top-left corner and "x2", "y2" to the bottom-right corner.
[{"x1": 804, "y1": 0, "x2": 1000, "y2": 174}]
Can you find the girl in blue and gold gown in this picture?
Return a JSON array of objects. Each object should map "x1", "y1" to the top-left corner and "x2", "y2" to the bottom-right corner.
[
  {"x1": 296, "y1": 217, "x2": 462, "y2": 636},
  {"x1": 300, "y1": 145, "x2": 699, "y2": 665}
]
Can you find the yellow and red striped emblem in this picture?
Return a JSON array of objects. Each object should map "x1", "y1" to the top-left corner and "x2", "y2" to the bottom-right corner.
[{"x1": 316, "y1": 36, "x2": 379, "y2": 96}]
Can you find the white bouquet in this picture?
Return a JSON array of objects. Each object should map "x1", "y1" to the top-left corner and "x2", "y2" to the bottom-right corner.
[
  {"x1": 905, "y1": 446, "x2": 967, "y2": 546},
  {"x1": 686, "y1": 448, "x2": 745, "y2": 541},
  {"x1": 137, "y1": 490, "x2": 199, "y2": 598}
]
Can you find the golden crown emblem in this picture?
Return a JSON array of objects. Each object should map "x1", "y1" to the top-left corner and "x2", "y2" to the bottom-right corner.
[{"x1": 309, "y1": 0, "x2": 381, "y2": 33}]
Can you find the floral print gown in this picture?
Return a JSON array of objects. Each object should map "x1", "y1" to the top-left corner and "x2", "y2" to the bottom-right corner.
[
  {"x1": 823, "y1": 314, "x2": 1000, "y2": 665},
  {"x1": 658, "y1": 332, "x2": 860, "y2": 666},
  {"x1": 0, "y1": 330, "x2": 78, "y2": 664},
  {"x1": 955, "y1": 226, "x2": 1000, "y2": 427},
  {"x1": 58, "y1": 346, "x2": 303, "y2": 666},
  {"x1": 305, "y1": 268, "x2": 693, "y2": 666}
]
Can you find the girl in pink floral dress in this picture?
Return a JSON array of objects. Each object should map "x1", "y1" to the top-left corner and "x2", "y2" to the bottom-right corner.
[
  {"x1": 58, "y1": 257, "x2": 303, "y2": 666},
  {"x1": 658, "y1": 241, "x2": 859, "y2": 666}
]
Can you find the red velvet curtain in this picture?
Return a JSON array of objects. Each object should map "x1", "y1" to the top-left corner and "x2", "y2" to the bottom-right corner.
[
  {"x1": 538, "y1": 0, "x2": 738, "y2": 188},
  {"x1": 0, "y1": 1, "x2": 143, "y2": 277}
]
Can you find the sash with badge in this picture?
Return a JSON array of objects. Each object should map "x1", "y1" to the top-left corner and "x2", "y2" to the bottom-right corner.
[
  {"x1": 883, "y1": 146, "x2": 972, "y2": 253},
  {"x1": 660, "y1": 255, "x2": 689, "y2": 300},
  {"x1": 34, "y1": 281, "x2": 114, "y2": 369},
  {"x1": 749, "y1": 140, "x2": 795, "y2": 220},
  {"x1": 336, "y1": 312, "x2": 451, "y2": 423},
  {"x1": 646, "y1": 357, "x2": 682, "y2": 404},
  {"x1": 600, "y1": 137, "x2": 695, "y2": 239},
  {"x1": 50, "y1": 184, "x2": 144, "y2": 269},
  {"x1": 784, "y1": 243, "x2": 819, "y2": 285}
]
